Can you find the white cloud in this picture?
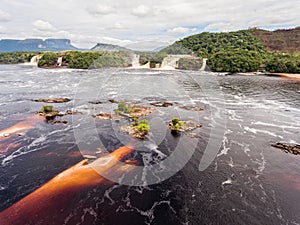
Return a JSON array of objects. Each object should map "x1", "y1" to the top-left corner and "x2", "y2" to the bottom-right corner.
[
  {"x1": 125, "y1": 40, "x2": 172, "y2": 51},
  {"x1": 167, "y1": 27, "x2": 197, "y2": 34},
  {"x1": 114, "y1": 22, "x2": 124, "y2": 29},
  {"x1": 0, "y1": 10, "x2": 11, "y2": 22},
  {"x1": 204, "y1": 22, "x2": 242, "y2": 32},
  {"x1": 132, "y1": 5, "x2": 150, "y2": 17},
  {"x1": 0, "y1": 26, "x2": 6, "y2": 34},
  {"x1": 33, "y1": 20, "x2": 55, "y2": 32},
  {"x1": 87, "y1": 4, "x2": 115, "y2": 15},
  {"x1": 0, "y1": 0, "x2": 299, "y2": 49},
  {"x1": 101, "y1": 36, "x2": 133, "y2": 45}
]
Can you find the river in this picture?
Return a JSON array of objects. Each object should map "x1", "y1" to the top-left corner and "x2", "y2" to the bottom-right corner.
[{"x1": 0, "y1": 64, "x2": 299, "y2": 225}]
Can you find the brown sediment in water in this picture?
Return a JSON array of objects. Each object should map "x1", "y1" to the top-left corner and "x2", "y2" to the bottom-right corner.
[
  {"x1": 265, "y1": 73, "x2": 300, "y2": 80},
  {"x1": 0, "y1": 115, "x2": 43, "y2": 138},
  {"x1": 277, "y1": 73, "x2": 300, "y2": 80},
  {"x1": 270, "y1": 172, "x2": 300, "y2": 191},
  {"x1": 0, "y1": 116, "x2": 43, "y2": 155},
  {"x1": 0, "y1": 145, "x2": 135, "y2": 225},
  {"x1": 0, "y1": 141, "x2": 23, "y2": 155}
]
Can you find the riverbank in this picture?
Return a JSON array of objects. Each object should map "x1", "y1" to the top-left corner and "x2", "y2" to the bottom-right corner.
[
  {"x1": 238, "y1": 72, "x2": 300, "y2": 80},
  {"x1": 265, "y1": 72, "x2": 300, "y2": 80}
]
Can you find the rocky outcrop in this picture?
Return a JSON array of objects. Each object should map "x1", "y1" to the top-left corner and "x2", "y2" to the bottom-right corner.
[
  {"x1": 93, "y1": 113, "x2": 122, "y2": 120},
  {"x1": 33, "y1": 98, "x2": 71, "y2": 103},
  {"x1": 272, "y1": 143, "x2": 300, "y2": 155},
  {"x1": 180, "y1": 105, "x2": 204, "y2": 111},
  {"x1": 119, "y1": 106, "x2": 155, "y2": 118},
  {"x1": 150, "y1": 102, "x2": 175, "y2": 107}
]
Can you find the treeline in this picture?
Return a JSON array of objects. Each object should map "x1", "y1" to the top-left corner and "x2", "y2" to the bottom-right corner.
[
  {"x1": 0, "y1": 52, "x2": 37, "y2": 64},
  {"x1": 37, "y1": 51, "x2": 132, "y2": 69},
  {"x1": 264, "y1": 53, "x2": 300, "y2": 73},
  {"x1": 162, "y1": 29, "x2": 300, "y2": 73}
]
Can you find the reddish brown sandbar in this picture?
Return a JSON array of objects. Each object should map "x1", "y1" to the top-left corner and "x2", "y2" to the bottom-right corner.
[
  {"x1": 0, "y1": 115, "x2": 43, "y2": 138},
  {"x1": 0, "y1": 145, "x2": 136, "y2": 225}
]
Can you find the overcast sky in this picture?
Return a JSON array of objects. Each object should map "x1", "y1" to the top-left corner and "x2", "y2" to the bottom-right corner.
[{"x1": 0, "y1": 0, "x2": 299, "y2": 50}]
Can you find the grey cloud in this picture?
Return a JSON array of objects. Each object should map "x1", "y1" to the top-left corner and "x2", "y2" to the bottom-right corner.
[{"x1": 0, "y1": 9, "x2": 11, "y2": 22}]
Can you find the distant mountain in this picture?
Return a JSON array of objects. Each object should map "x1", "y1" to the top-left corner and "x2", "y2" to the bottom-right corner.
[
  {"x1": 152, "y1": 46, "x2": 167, "y2": 52},
  {"x1": 91, "y1": 43, "x2": 131, "y2": 52},
  {"x1": 0, "y1": 39, "x2": 78, "y2": 52}
]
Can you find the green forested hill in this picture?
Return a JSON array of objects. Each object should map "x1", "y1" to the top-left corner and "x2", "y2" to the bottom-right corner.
[
  {"x1": 162, "y1": 28, "x2": 300, "y2": 73},
  {"x1": 163, "y1": 30, "x2": 265, "y2": 58}
]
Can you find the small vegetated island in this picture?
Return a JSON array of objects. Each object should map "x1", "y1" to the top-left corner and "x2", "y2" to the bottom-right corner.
[{"x1": 1, "y1": 27, "x2": 300, "y2": 73}]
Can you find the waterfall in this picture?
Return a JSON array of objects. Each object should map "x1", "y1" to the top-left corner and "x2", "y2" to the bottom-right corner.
[
  {"x1": 131, "y1": 54, "x2": 141, "y2": 68},
  {"x1": 57, "y1": 57, "x2": 63, "y2": 67},
  {"x1": 30, "y1": 56, "x2": 38, "y2": 64},
  {"x1": 140, "y1": 62, "x2": 150, "y2": 69},
  {"x1": 130, "y1": 54, "x2": 150, "y2": 69},
  {"x1": 200, "y1": 58, "x2": 207, "y2": 71},
  {"x1": 24, "y1": 55, "x2": 39, "y2": 66},
  {"x1": 161, "y1": 55, "x2": 183, "y2": 70}
]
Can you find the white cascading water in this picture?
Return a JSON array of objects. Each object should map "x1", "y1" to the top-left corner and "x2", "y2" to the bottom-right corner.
[
  {"x1": 57, "y1": 57, "x2": 63, "y2": 67},
  {"x1": 130, "y1": 54, "x2": 150, "y2": 69},
  {"x1": 161, "y1": 55, "x2": 185, "y2": 70},
  {"x1": 23, "y1": 55, "x2": 38, "y2": 66},
  {"x1": 30, "y1": 56, "x2": 38, "y2": 64},
  {"x1": 200, "y1": 58, "x2": 207, "y2": 71},
  {"x1": 131, "y1": 54, "x2": 140, "y2": 68}
]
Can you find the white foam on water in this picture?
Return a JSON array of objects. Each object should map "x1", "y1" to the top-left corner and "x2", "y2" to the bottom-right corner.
[
  {"x1": 227, "y1": 109, "x2": 243, "y2": 121},
  {"x1": 244, "y1": 126, "x2": 283, "y2": 139},
  {"x1": 252, "y1": 121, "x2": 300, "y2": 130},
  {"x1": 217, "y1": 134, "x2": 230, "y2": 157},
  {"x1": 1, "y1": 134, "x2": 47, "y2": 165},
  {"x1": 222, "y1": 178, "x2": 232, "y2": 186}
]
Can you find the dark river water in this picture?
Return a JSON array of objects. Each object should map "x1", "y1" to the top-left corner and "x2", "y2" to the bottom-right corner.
[{"x1": 0, "y1": 64, "x2": 299, "y2": 225}]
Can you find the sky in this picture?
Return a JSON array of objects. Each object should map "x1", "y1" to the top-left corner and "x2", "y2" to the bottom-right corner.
[{"x1": 0, "y1": 0, "x2": 299, "y2": 51}]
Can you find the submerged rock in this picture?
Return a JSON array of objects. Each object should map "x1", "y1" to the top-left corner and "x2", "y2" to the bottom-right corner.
[
  {"x1": 180, "y1": 105, "x2": 204, "y2": 111},
  {"x1": 109, "y1": 99, "x2": 141, "y2": 104},
  {"x1": 93, "y1": 113, "x2": 122, "y2": 120},
  {"x1": 49, "y1": 120, "x2": 68, "y2": 125},
  {"x1": 143, "y1": 97, "x2": 167, "y2": 102},
  {"x1": 88, "y1": 101, "x2": 105, "y2": 105},
  {"x1": 186, "y1": 133, "x2": 202, "y2": 139},
  {"x1": 33, "y1": 98, "x2": 71, "y2": 103},
  {"x1": 64, "y1": 110, "x2": 83, "y2": 115},
  {"x1": 116, "y1": 106, "x2": 155, "y2": 118},
  {"x1": 150, "y1": 102, "x2": 175, "y2": 107},
  {"x1": 272, "y1": 143, "x2": 300, "y2": 155},
  {"x1": 128, "y1": 106, "x2": 155, "y2": 118}
]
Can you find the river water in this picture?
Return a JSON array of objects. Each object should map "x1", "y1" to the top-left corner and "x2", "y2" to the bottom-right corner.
[{"x1": 0, "y1": 64, "x2": 299, "y2": 225}]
